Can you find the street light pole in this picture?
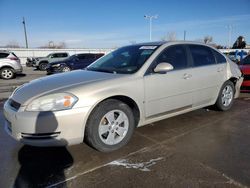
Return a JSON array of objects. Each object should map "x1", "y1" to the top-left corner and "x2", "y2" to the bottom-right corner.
[
  {"x1": 184, "y1": 30, "x2": 186, "y2": 41},
  {"x1": 22, "y1": 17, "x2": 29, "y2": 48},
  {"x1": 227, "y1": 25, "x2": 233, "y2": 49},
  {"x1": 144, "y1": 15, "x2": 158, "y2": 41}
]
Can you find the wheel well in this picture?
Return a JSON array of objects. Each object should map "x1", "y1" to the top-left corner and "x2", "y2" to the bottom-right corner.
[
  {"x1": 0, "y1": 66, "x2": 14, "y2": 71},
  {"x1": 101, "y1": 96, "x2": 140, "y2": 127},
  {"x1": 39, "y1": 61, "x2": 48, "y2": 65},
  {"x1": 229, "y1": 77, "x2": 238, "y2": 86}
]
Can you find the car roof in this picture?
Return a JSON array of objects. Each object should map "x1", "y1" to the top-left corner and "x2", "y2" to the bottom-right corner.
[
  {"x1": 0, "y1": 50, "x2": 10, "y2": 53},
  {"x1": 130, "y1": 40, "x2": 213, "y2": 47}
]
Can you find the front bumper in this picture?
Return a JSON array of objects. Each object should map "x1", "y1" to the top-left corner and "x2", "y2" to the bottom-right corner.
[
  {"x1": 3, "y1": 99, "x2": 91, "y2": 146},
  {"x1": 46, "y1": 66, "x2": 62, "y2": 74}
]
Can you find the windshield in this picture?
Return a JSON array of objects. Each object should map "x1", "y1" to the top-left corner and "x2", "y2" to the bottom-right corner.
[
  {"x1": 46, "y1": 54, "x2": 52, "y2": 58},
  {"x1": 69, "y1": 55, "x2": 77, "y2": 60},
  {"x1": 87, "y1": 45, "x2": 159, "y2": 74}
]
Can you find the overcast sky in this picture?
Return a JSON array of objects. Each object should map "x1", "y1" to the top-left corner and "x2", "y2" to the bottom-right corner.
[{"x1": 0, "y1": 0, "x2": 250, "y2": 48}]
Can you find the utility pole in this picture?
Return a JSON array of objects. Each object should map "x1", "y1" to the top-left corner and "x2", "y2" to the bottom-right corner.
[
  {"x1": 22, "y1": 17, "x2": 29, "y2": 48},
  {"x1": 184, "y1": 30, "x2": 186, "y2": 41},
  {"x1": 144, "y1": 15, "x2": 158, "y2": 41}
]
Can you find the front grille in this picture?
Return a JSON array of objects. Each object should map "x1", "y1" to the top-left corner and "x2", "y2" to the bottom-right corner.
[
  {"x1": 21, "y1": 132, "x2": 61, "y2": 140},
  {"x1": 9, "y1": 99, "x2": 21, "y2": 111},
  {"x1": 243, "y1": 74, "x2": 250, "y2": 81}
]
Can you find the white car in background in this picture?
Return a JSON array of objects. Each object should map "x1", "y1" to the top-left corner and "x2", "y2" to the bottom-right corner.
[{"x1": 0, "y1": 51, "x2": 23, "y2": 79}]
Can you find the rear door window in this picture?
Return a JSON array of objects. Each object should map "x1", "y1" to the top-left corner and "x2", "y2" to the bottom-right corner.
[
  {"x1": 0, "y1": 53, "x2": 9, "y2": 58},
  {"x1": 189, "y1": 45, "x2": 216, "y2": 67}
]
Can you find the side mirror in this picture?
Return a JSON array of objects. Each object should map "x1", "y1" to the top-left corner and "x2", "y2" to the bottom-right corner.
[{"x1": 154, "y1": 62, "x2": 174, "y2": 74}]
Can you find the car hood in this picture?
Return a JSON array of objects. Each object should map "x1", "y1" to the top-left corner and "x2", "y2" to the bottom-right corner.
[{"x1": 11, "y1": 70, "x2": 124, "y2": 105}]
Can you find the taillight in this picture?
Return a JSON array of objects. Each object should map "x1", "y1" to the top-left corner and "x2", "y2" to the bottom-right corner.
[{"x1": 8, "y1": 57, "x2": 18, "y2": 61}]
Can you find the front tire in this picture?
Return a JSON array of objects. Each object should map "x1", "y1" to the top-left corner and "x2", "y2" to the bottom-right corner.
[
  {"x1": 39, "y1": 62, "x2": 48, "y2": 71},
  {"x1": 0, "y1": 68, "x2": 15, "y2": 79},
  {"x1": 61, "y1": 66, "x2": 71, "y2": 72},
  {"x1": 85, "y1": 99, "x2": 135, "y2": 152},
  {"x1": 215, "y1": 80, "x2": 235, "y2": 111}
]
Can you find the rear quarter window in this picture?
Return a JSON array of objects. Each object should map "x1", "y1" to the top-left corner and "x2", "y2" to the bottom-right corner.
[
  {"x1": 189, "y1": 45, "x2": 216, "y2": 67},
  {"x1": 212, "y1": 50, "x2": 226, "y2": 64}
]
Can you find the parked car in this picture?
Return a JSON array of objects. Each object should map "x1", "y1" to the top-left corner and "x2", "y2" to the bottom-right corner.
[
  {"x1": 0, "y1": 51, "x2": 22, "y2": 79},
  {"x1": 239, "y1": 55, "x2": 250, "y2": 92},
  {"x1": 33, "y1": 52, "x2": 69, "y2": 71},
  {"x1": 26, "y1": 57, "x2": 42, "y2": 67},
  {"x1": 3, "y1": 41, "x2": 243, "y2": 152},
  {"x1": 228, "y1": 50, "x2": 248, "y2": 63},
  {"x1": 46, "y1": 53, "x2": 104, "y2": 74}
]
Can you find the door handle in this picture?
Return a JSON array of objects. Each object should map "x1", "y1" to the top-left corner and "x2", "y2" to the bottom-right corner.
[{"x1": 183, "y1": 73, "x2": 192, "y2": 80}]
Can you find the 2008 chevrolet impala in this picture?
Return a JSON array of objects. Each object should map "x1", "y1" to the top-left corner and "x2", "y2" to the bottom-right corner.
[{"x1": 3, "y1": 41, "x2": 243, "y2": 152}]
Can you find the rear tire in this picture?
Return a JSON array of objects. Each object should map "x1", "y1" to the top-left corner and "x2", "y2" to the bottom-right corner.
[
  {"x1": 39, "y1": 62, "x2": 48, "y2": 71},
  {"x1": 0, "y1": 68, "x2": 15, "y2": 79},
  {"x1": 215, "y1": 80, "x2": 235, "y2": 111},
  {"x1": 85, "y1": 99, "x2": 135, "y2": 152}
]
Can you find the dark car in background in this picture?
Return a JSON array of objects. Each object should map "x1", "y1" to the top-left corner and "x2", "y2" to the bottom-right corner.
[
  {"x1": 46, "y1": 53, "x2": 104, "y2": 74},
  {"x1": 239, "y1": 55, "x2": 250, "y2": 92},
  {"x1": 228, "y1": 50, "x2": 248, "y2": 63}
]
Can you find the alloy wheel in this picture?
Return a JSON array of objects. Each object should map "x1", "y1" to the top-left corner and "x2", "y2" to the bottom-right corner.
[{"x1": 98, "y1": 110, "x2": 129, "y2": 145}]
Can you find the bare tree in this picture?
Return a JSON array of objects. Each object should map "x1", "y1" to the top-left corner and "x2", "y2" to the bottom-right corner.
[
  {"x1": 40, "y1": 41, "x2": 67, "y2": 49},
  {"x1": 5, "y1": 41, "x2": 20, "y2": 48},
  {"x1": 57, "y1": 42, "x2": 66, "y2": 49},
  {"x1": 161, "y1": 32, "x2": 177, "y2": 41},
  {"x1": 168, "y1": 32, "x2": 177, "y2": 41},
  {"x1": 204, "y1": 36, "x2": 213, "y2": 44}
]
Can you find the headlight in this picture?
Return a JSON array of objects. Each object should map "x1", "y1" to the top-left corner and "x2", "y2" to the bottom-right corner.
[
  {"x1": 26, "y1": 93, "x2": 78, "y2": 112},
  {"x1": 52, "y1": 64, "x2": 61, "y2": 67}
]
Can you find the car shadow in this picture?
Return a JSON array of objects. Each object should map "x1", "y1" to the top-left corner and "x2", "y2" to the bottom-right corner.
[
  {"x1": 16, "y1": 73, "x2": 26, "y2": 77},
  {"x1": 14, "y1": 111, "x2": 73, "y2": 188}
]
